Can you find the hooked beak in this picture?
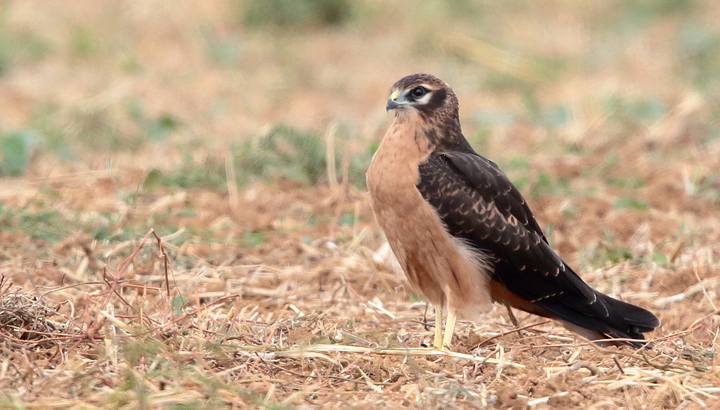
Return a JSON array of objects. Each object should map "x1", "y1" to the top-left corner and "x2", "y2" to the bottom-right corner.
[
  {"x1": 386, "y1": 99, "x2": 399, "y2": 112},
  {"x1": 386, "y1": 90, "x2": 403, "y2": 112}
]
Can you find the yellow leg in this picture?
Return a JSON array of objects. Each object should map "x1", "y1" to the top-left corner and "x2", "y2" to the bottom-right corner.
[
  {"x1": 433, "y1": 306, "x2": 443, "y2": 349},
  {"x1": 442, "y1": 310, "x2": 456, "y2": 349}
]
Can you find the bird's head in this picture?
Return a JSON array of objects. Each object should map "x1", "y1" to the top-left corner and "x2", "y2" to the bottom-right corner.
[
  {"x1": 385, "y1": 73, "x2": 459, "y2": 122},
  {"x1": 385, "y1": 74, "x2": 466, "y2": 149}
]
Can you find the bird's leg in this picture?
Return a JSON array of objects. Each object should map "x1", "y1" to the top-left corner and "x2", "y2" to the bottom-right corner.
[
  {"x1": 433, "y1": 305, "x2": 443, "y2": 349},
  {"x1": 442, "y1": 310, "x2": 457, "y2": 349},
  {"x1": 504, "y1": 304, "x2": 528, "y2": 340},
  {"x1": 505, "y1": 303, "x2": 519, "y2": 327}
]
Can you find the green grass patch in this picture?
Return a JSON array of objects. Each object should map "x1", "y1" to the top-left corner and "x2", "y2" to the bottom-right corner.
[
  {"x1": 69, "y1": 106, "x2": 141, "y2": 151},
  {"x1": 24, "y1": 99, "x2": 180, "y2": 158},
  {"x1": 242, "y1": 230, "x2": 266, "y2": 248},
  {"x1": 146, "y1": 124, "x2": 375, "y2": 191},
  {"x1": 520, "y1": 93, "x2": 574, "y2": 128},
  {"x1": 607, "y1": 176, "x2": 646, "y2": 189},
  {"x1": 676, "y1": 24, "x2": 720, "y2": 92},
  {"x1": 86, "y1": 212, "x2": 134, "y2": 242},
  {"x1": 622, "y1": 0, "x2": 692, "y2": 29},
  {"x1": 613, "y1": 196, "x2": 650, "y2": 211},
  {"x1": 0, "y1": 130, "x2": 35, "y2": 177},
  {"x1": 108, "y1": 336, "x2": 283, "y2": 410},
  {"x1": 69, "y1": 26, "x2": 100, "y2": 58},
  {"x1": 126, "y1": 98, "x2": 181, "y2": 141},
  {"x1": 0, "y1": 205, "x2": 71, "y2": 243},
  {"x1": 650, "y1": 251, "x2": 670, "y2": 268},
  {"x1": 243, "y1": 0, "x2": 355, "y2": 28},
  {"x1": 529, "y1": 171, "x2": 571, "y2": 198},
  {"x1": 578, "y1": 229, "x2": 634, "y2": 269},
  {"x1": 26, "y1": 104, "x2": 75, "y2": 159},
  {"x1": 687, "y1": 169, "x2": 720, "y2": 205},
  {"x1": 201, "y1": 26, "x2": 240, "y2": 66},
  {"x1": 0, "y1": 17, "x2": 53, "y2": 77},
  {"x1": 236, "y1": 124, "x2": 328, "y2": 185},
  {"x1": 603, "y1": 94, "x2": 667, "y2": 129},
  {"x1": 26, "y1": 103, "x2": 144, "y2": 154},
  {"x1": 144, "y1": 154, "x2": 228, "y2": 191},
  {"x1": 560, "y1": 203, "x2": 579, "y2": 220}
]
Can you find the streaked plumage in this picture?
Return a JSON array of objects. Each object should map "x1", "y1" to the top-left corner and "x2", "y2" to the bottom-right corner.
[{"x1": 366, "y1": 73, "x2": 660, "y2": 349}]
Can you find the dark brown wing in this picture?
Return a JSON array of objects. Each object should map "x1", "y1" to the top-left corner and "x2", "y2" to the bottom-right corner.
[{"x1": 417, "y1": 150, "x2": 659, "y2": 343}]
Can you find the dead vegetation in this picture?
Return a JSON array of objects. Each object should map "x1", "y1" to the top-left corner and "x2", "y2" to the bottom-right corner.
[
  {"x1": 1, "y1": 0, "x2": 720, "y2": 409},
  {"x1": 1, "y1": 173, "x2": 718, "y2": 409}
]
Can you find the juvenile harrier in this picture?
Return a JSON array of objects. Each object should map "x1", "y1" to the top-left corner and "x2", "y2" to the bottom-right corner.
[{"x1": 366, "y1": 73, "x2": 659, "y2": 349}]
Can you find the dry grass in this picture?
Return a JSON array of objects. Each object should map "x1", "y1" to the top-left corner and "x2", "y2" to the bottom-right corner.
[
  {"x1": 1, "y1": 176, "x2": 718, "y2": 409},
  {"x1": 1, "y1": 1, "x2": 720, "y2": 409}
]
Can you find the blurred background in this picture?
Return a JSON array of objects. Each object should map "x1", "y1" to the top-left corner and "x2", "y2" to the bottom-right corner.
[
  {"x1": 2, "y1": 1, "x2": 720, "y2": 408},
  {"x1": 1, "y1": 0, "x2": 718, "y2": 184}
]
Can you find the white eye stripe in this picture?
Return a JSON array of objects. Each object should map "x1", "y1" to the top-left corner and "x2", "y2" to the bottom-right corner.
[{"x1": 414, "y1": 92, "x2": 432, "y2": 104}]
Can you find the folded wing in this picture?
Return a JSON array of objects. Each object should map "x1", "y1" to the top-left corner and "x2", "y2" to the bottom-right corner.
[{"x1": 416, "y1": 150, "x2": 660, "y2": 344}]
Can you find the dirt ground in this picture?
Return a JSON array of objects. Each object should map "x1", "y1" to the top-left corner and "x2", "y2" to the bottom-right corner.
[{"x1": 1, "y1": 1, "x2": 719, "y2": 409}]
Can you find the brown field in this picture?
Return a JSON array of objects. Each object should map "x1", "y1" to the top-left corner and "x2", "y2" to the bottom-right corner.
[{"x1": 1, "y1": 1, "x2": 719, "y2": 409}]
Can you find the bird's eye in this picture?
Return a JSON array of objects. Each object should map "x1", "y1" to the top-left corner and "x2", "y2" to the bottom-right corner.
[{"x1": 411, "y1": 87, "x2": 427, "y2": 98}]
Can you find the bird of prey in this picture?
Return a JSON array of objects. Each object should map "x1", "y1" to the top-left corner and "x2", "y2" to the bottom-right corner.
[{"x1": 366, "y1": 73, "x2": 660, "y2": 349}]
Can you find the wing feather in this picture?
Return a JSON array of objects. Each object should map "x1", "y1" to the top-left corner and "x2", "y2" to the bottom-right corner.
[{"x1": 416, "y1": 150, "x2": 659, "y2": 342}]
